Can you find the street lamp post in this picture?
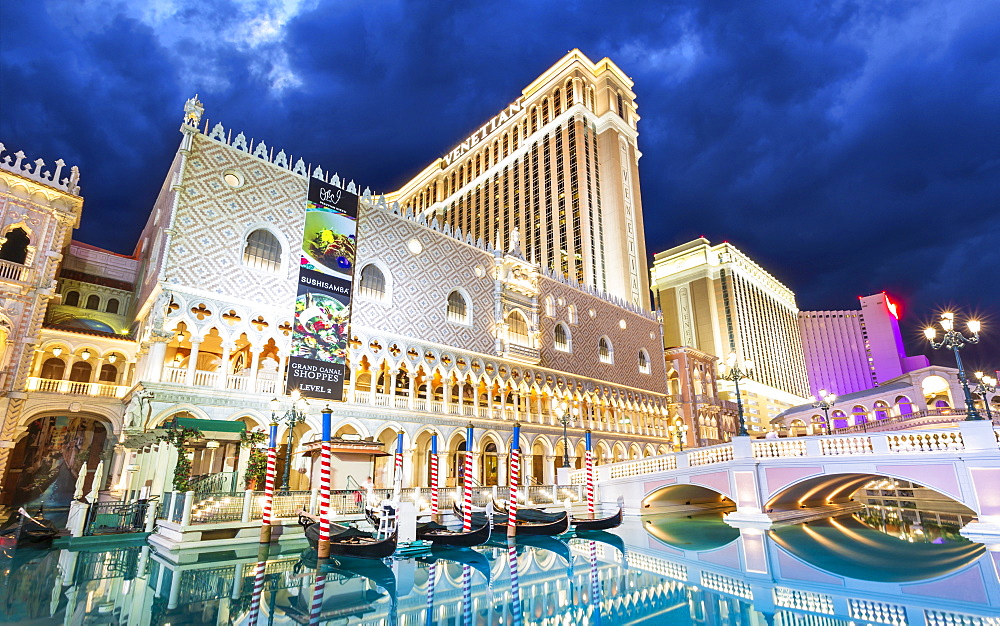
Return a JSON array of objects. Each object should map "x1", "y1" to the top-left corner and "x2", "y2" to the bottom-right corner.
[
  {"x1": 272, "y1": 389, "x2": 310, "y2": 493},
  {"x1": 721, "y1": 352, "x2": 754, "y2": 437},
  {"x1": 924, "y1": 313, "x2": 982, "y2": 421},
  {"x1": 812, "y1": 389, "x2": 837, "y2": 434},
  {"x1": 669, "y1": 420, "x2": 690, "y2": 451},
  {"x1": 556, "y1": 401, "x2": 579, "y2": 468},
  {"x1": 973, "y1": 371, "x2": 997, "y2": 422}
]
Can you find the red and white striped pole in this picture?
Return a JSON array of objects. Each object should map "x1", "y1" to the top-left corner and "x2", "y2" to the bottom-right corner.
[
  {"x1": 259, "y1": 421, "x2": 278, "y2": 544},
  {"x1": 392, "y1": 430, "x2": 404, "y2": 504},
  {"x1": 424, "y1": 560, "x2": 436, "y2": 626},
  {"x1": 462, "y1": 423, "x2": 474, "y2": 531},
  {"x1": 308, "y1": 571, "x2": 325, "y2": 625},
  {"x1": 318, "y1": 406, "x2": 333, "y2": 558},
  {"x1": 247, "y1": 546, "x2": 269, "y2": 626},
  {"x1": 585, "y1": 429, "x2": 595, "y2": 518},
  {"x1": 589, "y1": 539, "x2": 603, "y2": 625},
  {"x1": 429, "y1": 432, "x2": 439, "y2": 517},
  {"x1": 461, "y1": 563, "x2": 472, "y2": 625},
  {"x1": 507, "y1": 423, "x2": 520, "y2": 538},
  {"x1": 508, "y1": 543, "x2": 523, "y2": 626}
]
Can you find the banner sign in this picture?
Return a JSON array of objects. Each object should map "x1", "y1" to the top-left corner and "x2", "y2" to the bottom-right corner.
[{"x1": 286, "y1": 178, "x2": 358, "y2": 401}]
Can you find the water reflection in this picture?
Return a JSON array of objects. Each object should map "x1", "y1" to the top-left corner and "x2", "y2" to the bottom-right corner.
[{"x1": 0, "y1": 511, "x2": 997, "y2": 625}]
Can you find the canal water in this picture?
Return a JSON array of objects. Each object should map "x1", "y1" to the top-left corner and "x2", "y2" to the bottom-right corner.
[{"x1": 1, "y1": 507, "x2": 998, "y2": 625}]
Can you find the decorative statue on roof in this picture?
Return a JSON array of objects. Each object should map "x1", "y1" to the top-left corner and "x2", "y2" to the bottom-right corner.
[
  {"x1": 508, "y1": 228, "x2": 523, "y2": 258},
  {"x1": 183, "y1": 94, "x2": 204, "y2": 127}
]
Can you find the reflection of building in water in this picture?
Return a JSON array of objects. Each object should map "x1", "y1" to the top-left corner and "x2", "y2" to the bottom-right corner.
[{"x1": 854, "y1": 478, "x2": 979, "y2": 541}]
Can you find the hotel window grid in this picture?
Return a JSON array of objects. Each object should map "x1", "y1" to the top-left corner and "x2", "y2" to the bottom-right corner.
[
  {"x1": 243, "y1": 229, "x2": 282, "y2": 273},
  {"x1": 447, "y1": 290, "x2": 468, "y2": 323},
  {"x1": 599, "y1": 337, "x2": 614, "y2": 364},
  {"x1": 359, "y1": 264, "x2": 386, "y2": 300}
]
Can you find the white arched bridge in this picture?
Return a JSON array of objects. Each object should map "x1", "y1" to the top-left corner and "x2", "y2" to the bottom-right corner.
[{"x1": 572, "y1": 420, "x2": 1000, "y2": 539}]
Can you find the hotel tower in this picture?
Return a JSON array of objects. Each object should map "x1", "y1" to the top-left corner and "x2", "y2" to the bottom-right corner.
[{"x1": 388, "y1": 50, "x2": 650, "y2": 308}]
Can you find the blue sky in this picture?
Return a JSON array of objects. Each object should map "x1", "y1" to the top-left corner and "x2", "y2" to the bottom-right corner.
[{"x1": 2, "y1": 0, "x2": 998, "y2": 367}]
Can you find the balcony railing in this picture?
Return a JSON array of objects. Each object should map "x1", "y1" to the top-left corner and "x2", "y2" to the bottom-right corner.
[
  {"x1": 0, "y1": 259, "x2": 32, "y2": 283},
  {"x1": 27, "y1": 377, "x2": 128, "y2": 398}
]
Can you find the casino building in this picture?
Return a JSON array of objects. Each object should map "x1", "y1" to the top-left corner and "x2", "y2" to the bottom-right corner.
[{"x1": 0, "y1": 50, "x2": 683, "y2": 507}]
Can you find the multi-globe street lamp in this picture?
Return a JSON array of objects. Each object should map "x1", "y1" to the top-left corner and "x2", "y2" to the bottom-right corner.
[
  {"x1": 669, "y1": 420, "x2": 690, "y2": 451},
  {"x1": 973, "y1": 371, "x2": 997, "y2": 422},
  {"x1": 271, "y1": 389, "x2": 310, "y2": 493},
  {"x1": 924, "y1": 313, "x2": 982, "y2": 421},
  {"x1": 556, "y1": 400, "x2": 579, "y2": 468},
  {"x1": 720, "y1": 352, "x2": 754, "y2": 437},
  {"x1": 812, "y1": 389, "x2": 837, "y2": 434}
]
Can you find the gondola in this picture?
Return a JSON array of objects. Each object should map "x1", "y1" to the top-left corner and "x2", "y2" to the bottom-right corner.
[
  {"x1": 0, "y1": 508, "x2": 57, "y2": 547},
  {"x1": 298, "y1": 514, "x2": 399, "y2": 559},
  {"x1": 297, "y1": 546, "x2": 398, "y2": 595},
  {"x1": 495, "y1": 500, "x2": 624, "y2": 531},
  {"x1": 365, "y1": 505, "x2": 493, "y2": 547},
  {"x1": 454, "y1": 503, "x2": 569, "y2": 537}
]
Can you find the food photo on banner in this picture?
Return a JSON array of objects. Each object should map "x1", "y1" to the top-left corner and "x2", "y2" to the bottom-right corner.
[{"x1": 287, "y1": 178, "x2": 359, "y2": 401}]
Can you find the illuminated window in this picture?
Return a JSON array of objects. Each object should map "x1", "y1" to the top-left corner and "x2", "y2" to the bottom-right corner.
[
  {"x1": 447, "y1": 290, "x2": 469, "y2": 324},
  {"x1": 359, "y1": 264, "x2": 386, "y2": 300},
  {"x1": 599, "y1": 337, "x2": 613, "y2": 364},
  {"x1": 554, "y1": 323, "x2": 571, "y2": 352},
  {"x1": 243, "y1": 229, "x2": 282, "y2": 273},
  {"x1": 507, "y1": 311, "x2": 529, "y2": 345}
]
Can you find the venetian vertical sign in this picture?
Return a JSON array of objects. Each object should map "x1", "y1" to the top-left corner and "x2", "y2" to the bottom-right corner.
[{"x1": 286, "y1": 178, "x2": 358, "y2": 401}]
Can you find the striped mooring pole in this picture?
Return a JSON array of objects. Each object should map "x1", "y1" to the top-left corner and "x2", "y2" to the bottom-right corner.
[
  {"x1": 429, "y1": 432, "x2": 439, "y2": 516},
  {"x1": 585, "y1": 429, "x2": 595, "y2": 517},
  {"x1": 258, "y1": 422, "x2": 278, "y2": 544},
  {"x1": 507, "y1": 422, "x2": 520, "y2": 538},
  {"x1": 317, "y1": 406, "x2": 333, "y2": 558},
  {"x1": 462, "y1": 423, "x2": 474, "y2": 531}
]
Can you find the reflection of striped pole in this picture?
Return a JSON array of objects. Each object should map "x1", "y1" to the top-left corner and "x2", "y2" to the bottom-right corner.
[
  {"x1": 589, "y1": 540, "x2": 602, "y2": 625},
  {"x1": 462, "y1": 423, "x2": 474, "y2": 531},
  {"x1": 429, "y1": 433, "x2": 439, "y2": 516},
  {"x1": 247, "y1": 557, "x2": 267, "y2": 626},
  {"x1": 585, "y1": 429, "x2": 595, "y2": 517},
  {"x1": 507, "y1": 423, "x2": 520, "y2": 538},
  {"x1": 508, "y1": 544, "x2": 522, "y2": 626},
  {"x1": 461, "y1": 563, "x2": 472, "y2": 625},
  {"x1": 392, "y1": 431, "x2": 404, "y2": 503},
  {"x1": 259, "y1": 422, "x2": 278, "y2": 543},
  {"x1": 425, "y1": 561, "x2": 436, "y2": 626},
  {"x1": 308, "y1": 571, "x2": 325, "y2": 625},
  {"x1": 318, "y1": 407, "x2": 332, "y2": 558}
]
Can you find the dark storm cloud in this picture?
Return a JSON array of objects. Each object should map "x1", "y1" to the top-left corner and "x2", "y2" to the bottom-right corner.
[{"x1": 2, "y1": 0, "x2": 997, "y2": 366}]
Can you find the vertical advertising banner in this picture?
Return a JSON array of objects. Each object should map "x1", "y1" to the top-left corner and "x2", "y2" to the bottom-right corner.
[{"x1": 286, "y1": 178, "x2": 358, "y2": 401}]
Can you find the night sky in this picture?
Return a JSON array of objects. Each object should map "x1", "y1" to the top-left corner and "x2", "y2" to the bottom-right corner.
[{"x1": 2, "y1": 1, "x2": 998, "y2": 372}]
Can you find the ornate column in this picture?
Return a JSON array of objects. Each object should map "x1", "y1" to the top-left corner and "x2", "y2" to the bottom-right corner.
[
  {"x1": 248, "y1": 345, "x2": 262, "y2": 392},
  {"x1": 407, "y1": 370, "x2": 416, "y2": 409},
  {"x1": 443, "y1": 379, "x2": 452, "y2": 414},
  {"x1": 497, "y1": 452, "x2": 509, "y2": 486},
  {"x1": 185, "y1": 339, "x2": 201, "y2": 386},
  {"x1": 217, "y1": 342, "x2": 233, "y2": 389}
]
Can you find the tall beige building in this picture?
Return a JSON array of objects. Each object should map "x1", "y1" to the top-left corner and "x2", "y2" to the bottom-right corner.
[
  {"x1": 650, "y1": 238, "x2": 810, "y2": 431},
  {"x1": 389, "y1": 49, "x2": 650, "y2": 308}
]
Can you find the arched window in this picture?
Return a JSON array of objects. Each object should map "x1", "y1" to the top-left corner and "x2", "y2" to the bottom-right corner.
[
  {"x1": 99, "y1": 364, "x2": 118, "y2": 383},
  {"x1": 554, "y1": 323, "x2": 570, "y2": 352},
  {"x1": 243, "y1": 229, "x2": 282, "y2": 272},
  {"x1": 544, "y1": 296, "x2": 555, "y2": 317},
  {"x1": 895, "y1": 396, "x2": 914, "y2": 416},
  {"x1": 852, "y1": 405, "x2": 868, "y2": 426},
  {"x1": 874, "y1": 400, "x2": 890, "y2": 420},
  {"x1": 638, "y1": 349, "x2": 650, "y2": 374},
  {"x1": 64, "y1": 291, "x2": 80, "y2": 307},
  {"x1": 40, "y1": 358, "x2": 65, "y2": 380},
  {"x1": 69, "y1": 362, "x2": 92, "y2": 382},
  {"x1": 567, "y1": 304, "x2": 577, "y2": 324},
  {"x1": 85, "y1": 294, "x2": 101, "y2": 310},
  {"x1": 599, "y1": 337, "x2": 614, "y2": 364},
  {"x1": 0, "y1": 228, "x2": 29, "y2": 264},
  {"x1": 447, "y1": 290, "x2": 468, "y2": 323},
  {"x1": 359, "y1": 264, "x2": 386, "y2": 300},
  {"x1": 507, "y1": 311, "x2": 529, "y2": 345},
  {"x1": 831, "y1": 410, "x2": 848, "y2": 429},
  {"x1": 105, "y1": 298, "x2": 120, "y2": 314}
]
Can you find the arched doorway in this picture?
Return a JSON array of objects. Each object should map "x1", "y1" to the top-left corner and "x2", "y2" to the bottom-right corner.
[
  {"x1": 481, "y1": 441, "x2": 498, "y2": 486},
  {"x1": 2, "y1": 415, "x2": 109, "y2": 508}
]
